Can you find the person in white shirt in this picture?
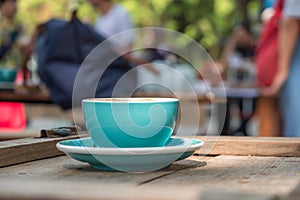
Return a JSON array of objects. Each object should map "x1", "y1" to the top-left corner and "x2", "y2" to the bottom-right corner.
[
  {"x1": 88, "y1": 0, "x2": 159, "y2": 73},
  {"x1": 88, "y1": 0, "x2": 134, "y2": 52}
]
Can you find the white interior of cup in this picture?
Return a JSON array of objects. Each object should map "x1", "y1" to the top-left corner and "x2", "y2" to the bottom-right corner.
[{"x1": 83, "y1": 98, "x2": 178, "y2": 103}]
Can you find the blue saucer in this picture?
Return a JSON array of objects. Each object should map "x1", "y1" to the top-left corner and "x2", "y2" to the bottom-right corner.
[{"x1": 56, "y1": 137, "x2": 203, "y2": 172}]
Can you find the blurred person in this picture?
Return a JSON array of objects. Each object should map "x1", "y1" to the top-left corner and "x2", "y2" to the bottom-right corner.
[
  {"x1": 220, "y1": 22, "x2": 256, "y2": 83},
  {"x1": 219, "y1": 22, "x2": 256, "y2": 136},
  {"x1": 261, "y1": 0, "x2": 300, "y2": 137},
  {"x1": 88, "y1": 0, "x2": 133, "y2": 52},
  {"x1": 261, "y1": 8, "x2": 275, "y2": 24},
  {"x1": 0, "y1": 0, "x2": 27, "y2": 70},
  {"x1": 255, "y1": 0, "x2": 284, "y2": 137},
  {"x1": 88, "y1": 0, "x2": 158, "y2": 72}
]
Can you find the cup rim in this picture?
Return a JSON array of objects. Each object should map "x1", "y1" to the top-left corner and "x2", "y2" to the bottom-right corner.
[{"x1": 82, "y1": 97, "x2": 179, "y2": 103}]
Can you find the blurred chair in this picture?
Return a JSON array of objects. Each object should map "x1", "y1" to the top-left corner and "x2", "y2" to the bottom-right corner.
[{"x1": 0, "y1": 102, "x2": 26, "y2": 132}]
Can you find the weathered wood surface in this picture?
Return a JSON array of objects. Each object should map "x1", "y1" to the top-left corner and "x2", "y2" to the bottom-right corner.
[
  {"x1": 0, "y1": 130, "x2": 40, "y2": 141},
  {"x1": 1, "y1": 135, "x2": 299, "y2": 168},
  {"x1": 196, "y1": 136, "x2": 300, "y2": 157},
  {"x1": 0, "y1": 181, "x2": 278, "y2": 200},
  {"x1": 282, "y1": 181, "x2": 300, "y2": 200},
  {"x1": 133, "y1": 91, "x2": 226, "y2": 103},
  {"x1": 0, "y1": 133, "x2": 87, "y2": 167},
  {"x1": 0, "y1": 88, "x2": 51, "y2": 103},
  {"x1": 1, "y1": 155, "x2": 299, "y2": 200},
  {"x1": 1, "y1": 135, "x2": 299, "y2": 199}
]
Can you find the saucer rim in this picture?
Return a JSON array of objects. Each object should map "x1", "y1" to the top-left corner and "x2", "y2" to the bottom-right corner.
[{"x1": 56, "y1": 137, "x2": 203, "y2": 156}]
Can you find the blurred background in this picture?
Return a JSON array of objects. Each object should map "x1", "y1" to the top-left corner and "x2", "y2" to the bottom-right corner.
[
  {"x1": 1, "y1": 0, "x2": 277, "y2": 139},
  {"x1": 17, "y1": 0, "x2": 265, "y2": 59}
]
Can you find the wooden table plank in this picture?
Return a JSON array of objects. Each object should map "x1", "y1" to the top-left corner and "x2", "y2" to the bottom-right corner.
[
  {"x1": 281, "y1": 181, "x2": 300, "y2": 200},
  {"x1": 0, "y1": 133, "x2": 87, "y2": 167},
  {"x1": 133, "y1": 91, "x2": 226, "y2": 103},
  {"x1": 199, "y1": 189, "x2": 277, "y2": 200},
  {"x1": 0, "y1": 156, "x2": 207, "y2": 200},
  {"x1": 196, "y1": 136, "x2": 300, "y2": 157},
  {"x1": 0, "y1": 130, "x2": 40, "y2": 141},
  {"x1": 0, "y1": 155, "x2": 299, "y2": 199},
  {"x1": 0, "y1": 88, "x2": 51, "y2": 103},
  {"x1": 0, "y1": 180, "x2": 277, "y2": 200},
  {"x1": 0, "y1": 135, "x2": 299, "y2": 199},
  {"x1": 143, "y1": 155, "x2": 300, "y2": 198},
  {"x1": 1, "y1": 135, "x2": 299, "y2": 168}
]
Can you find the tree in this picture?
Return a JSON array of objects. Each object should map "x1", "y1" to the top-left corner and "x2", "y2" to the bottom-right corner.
[{"x1": 17, "y1": 0, "x2": 261, "y2": 59}]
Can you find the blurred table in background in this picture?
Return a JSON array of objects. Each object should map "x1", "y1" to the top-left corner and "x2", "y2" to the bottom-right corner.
[
  {"x1": 0, "y1": 85, "x2": 51, "y2": 103},
  {"x1": 0, "y1": 85, "x2": 72, "y2": 141},
  {"x1": 217, "y1": 84, "x2": 259, "y2": 136},
  {"x1": 0, "y1": 81, "x2": 259, "y2": 137},
  {"x1": 134, "y1": 82, "x2": 259, "y2": 136}
]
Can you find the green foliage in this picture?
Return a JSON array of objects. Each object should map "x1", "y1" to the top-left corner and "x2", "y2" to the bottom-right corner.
[{"x1": 16, "y1": 0, "x2": 261, "y2": 58}]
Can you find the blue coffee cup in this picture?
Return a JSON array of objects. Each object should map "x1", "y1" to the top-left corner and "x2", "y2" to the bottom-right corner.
[{"x1": 82, "y1": 98, "x2": 179, "y2": 148}]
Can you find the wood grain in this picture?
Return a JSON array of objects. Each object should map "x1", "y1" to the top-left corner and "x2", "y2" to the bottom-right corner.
[
  {"x1": 0, "y1": 133, "x2": 87, "y2": 167},
  {"x1": 133, "y1": 91, "x2": 226, "y2": 103},
  {"x1": 0, "y1": 181, "x2": 278, "y2": 200},
  {"x1": 282, "y1": 182, "x2": 300, "y2": 200},
  {"x1": 1, "y1": 135, "x2": 299, "y2": 168},
  {"x1": 199, "y1": 189, "x2": 277, "y2": 200},
  {"x1": 144, "y1": 155, "x2": 300, "y2": 198},
  {"x1": 195, "y1": 136, "x2": 300, "y2": 157},
  {"x1": 1, "y1": 155, "x2": 299, "y2": 199},
  {"x1": 0, "y1": 89, "x2": 51, "y2": 103}
]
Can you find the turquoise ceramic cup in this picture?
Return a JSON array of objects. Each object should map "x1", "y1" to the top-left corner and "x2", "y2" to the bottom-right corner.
[
  {"x1": 82, "y1": 98, "x2": 179, "y2": 148},
  {"x1": 0, "y1": 68, "x2": 17, "y2": 82}
]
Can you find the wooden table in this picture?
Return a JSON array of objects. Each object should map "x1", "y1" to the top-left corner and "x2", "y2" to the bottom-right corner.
[
  {"x1": 134, "y1": 86, "x2": 259, "y2": 136},
  {"x1": 0, "y1": 85, "x2": 51, "y2": 103},
  {"x1": 133, "y1": 91, "x2": 225, "y2": 103},
  {"x1": 0, "y1": 135, "x2": 299, "y2": 200}
]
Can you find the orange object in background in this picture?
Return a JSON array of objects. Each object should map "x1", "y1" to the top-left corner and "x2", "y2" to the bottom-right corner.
[{"x1": 0, "y1": 102, "x2": 26, "y2": 132}]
